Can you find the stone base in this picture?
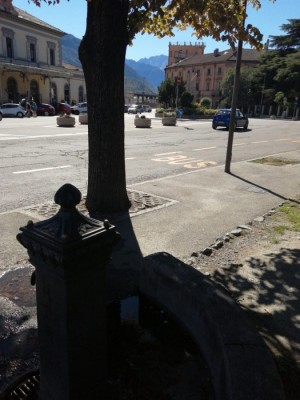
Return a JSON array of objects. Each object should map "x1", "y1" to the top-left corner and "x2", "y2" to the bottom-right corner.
[
  {"x1": 79, "y1": 114, "x2": 88, "y2": 124},
  {"x1": 134, "y1": 118, "x2": 151, "y2": 128},
  {"x1": 162, "y1": 117, "x2": 176, "y2": 126},
  {"x1": 56, "y1": 115, "x2": 76, "y2": 127}
]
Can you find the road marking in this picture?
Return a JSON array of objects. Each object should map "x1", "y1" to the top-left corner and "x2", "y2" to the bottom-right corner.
[
  {"x1": 13, "y1": 165, "x2": 71, "y2": 174},
  {"x1": 251, "y1": 141, "x2": 268, "y2": 144},
  {"x1": 233, "y1": 143, "x2": 247, "y2": 146},
  {"x1": 154, "y1": 151, "x2": 182, "y2": 156},
  {"x1": 152, "y1": 153, "x2": 218, "y2": 170},
  {"x1": 193, "y1": 146, "x2": 216, "y2": 151},
  {"x1": 0, "y1": 132, "x2": 87, "y2": 141},
  {"x1": 292, "y1": 140, "x2": 300, "y2": 143},
  {"x1": 125, "y1": 157, "x2": 135, "y2": 160},
  {"x1": 275, "y1": 138, "x2": 290, "y2": 141}
]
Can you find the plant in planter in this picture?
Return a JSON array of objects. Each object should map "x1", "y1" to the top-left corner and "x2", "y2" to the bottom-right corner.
[
  {"x1": 134, "y1": 114, "x2": 151, "y2": 128},
  {"x1": 162, "y1": 110, "x2": 177, "y2": 126},
  {"x1": 155, "y1": 108, "x2": 165, "y2": 118}
]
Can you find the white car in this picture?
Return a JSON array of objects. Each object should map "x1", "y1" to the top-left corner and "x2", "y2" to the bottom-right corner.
[
  {"x1": 142, "y1": 105, "x2": 152, "y2": 112},
  {"x1": 0, "y1": 103, "x2": 26, "y2": 118},
  {"x1": 128, "y1": 104, "x2": 143, "y2": 114},
  {"x1": 71, "y1": 102, "x2": 88, "y2": 115}
]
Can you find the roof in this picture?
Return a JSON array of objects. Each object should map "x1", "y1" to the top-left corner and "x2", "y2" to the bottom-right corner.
[
  {"x1": 1, "y1": 5, "x2": 65, "y2": 36},
  {"x1": 166, "y1": 48, "x2": 263, "y2": 69}
]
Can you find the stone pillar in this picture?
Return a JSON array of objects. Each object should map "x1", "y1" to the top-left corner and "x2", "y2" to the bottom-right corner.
[{"x1": 17, "y1": 183, "x2": 120, "y2": 400}]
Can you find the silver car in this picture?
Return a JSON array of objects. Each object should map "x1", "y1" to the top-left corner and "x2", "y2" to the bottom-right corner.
[
  {"x1": 71, "y1": 102, "x2": 88, "y2": 115},
  {"x1": 0, "y1": 103, "x2": 26, "y2": 118}
]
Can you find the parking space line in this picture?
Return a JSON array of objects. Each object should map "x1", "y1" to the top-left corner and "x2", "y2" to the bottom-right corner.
[
  {"x1": 251, "y1": 141, "x2": 268, "y2": 144},
  {"x1": 233, "y1": 143, "x2": 247, "y2": 146}
]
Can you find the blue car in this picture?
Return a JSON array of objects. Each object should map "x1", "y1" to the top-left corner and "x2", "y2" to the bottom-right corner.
[{"x1": 212, "y1": 109, "x2": 249, "y2": 130}]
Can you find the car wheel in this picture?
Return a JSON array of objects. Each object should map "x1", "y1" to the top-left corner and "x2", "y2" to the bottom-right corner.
[
  {"x1": 75, "y1": 110, "x2": 79, "y2": 115},
  {"x1": 243, "y1": 121, "x2": 249, "y2": 130},
  {"x1": 17, "y1": 112, "x2": 24, "y2": 118},
  {"x1": 0, "y1": 114, "x2": 2, "y2": 121},
  {"x1": 212, "y1": 123, "x2": 217, "y2": 130},
  {"x1": 45, "y1": 112, "x2": 49, "y2": 116}
]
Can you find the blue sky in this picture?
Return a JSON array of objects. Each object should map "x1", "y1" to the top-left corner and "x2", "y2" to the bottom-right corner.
[{"x1": 13, "y1": 0, "x2": 297, "y2": 60}]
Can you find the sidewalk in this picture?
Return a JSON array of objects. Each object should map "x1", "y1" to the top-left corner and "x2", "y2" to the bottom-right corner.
[{"x1": 1, "y1": 150, "x2": 300, "y2": 396}]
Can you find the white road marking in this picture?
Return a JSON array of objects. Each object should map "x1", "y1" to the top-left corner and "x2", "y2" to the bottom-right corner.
[
  {"x1": 0, "y1": 132, "x2": 87, "y2": 141},
  {"x1": 125, "y1": 157, "x2": 135, "y2": 160},
  {"x1": 154, "y1": 151, "x2": 182, "y2": 156},
  {"x1": 13, "y1": 165, "x2": 71, "y2": 174},
  {"x1": 251, "y1": 141, "x2": 268, "y2": 144},
  {"x1": 233, "y1": 143, "x2": 247, "y2": 146},
  {"x1": 193, "y1": 146, "x2": 216, "y2": 151}
]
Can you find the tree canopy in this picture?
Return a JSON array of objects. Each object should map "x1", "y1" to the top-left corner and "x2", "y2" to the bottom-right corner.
[{"x1": 270, "y1": 19, "x2": 300, "y2": 50}]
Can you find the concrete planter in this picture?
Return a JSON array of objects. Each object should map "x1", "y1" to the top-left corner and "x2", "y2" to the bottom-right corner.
[
  {"x1": 162, "y1": 116, "x2": 177, "y2": 126},
  {"x1": 79, "y1": 114, "x2": 88, "y2": 124},
  {"x1": 56, "y1": 115, "x2": 76, "y2": 127},
  {"x1": 134, "y1": 117, "x2": 151, "y2": 128}
]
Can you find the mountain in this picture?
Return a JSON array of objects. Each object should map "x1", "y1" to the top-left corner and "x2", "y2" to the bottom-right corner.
[
  {"x1": 138, "y1": 55, "x2": 168, "y2": 71},
  {"x1": 126, "y1": 59, "x2": 165, "y2": 90},
  {"x1": 61, "y1": 34, "x2": 166, "y2": 93}
]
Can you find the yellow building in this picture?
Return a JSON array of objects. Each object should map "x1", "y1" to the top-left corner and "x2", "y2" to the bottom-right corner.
[
  {"x1": 166, "y1": 43, "x2": 265, "y2": 107},
  {"x1": 0, "y1": 0, "x2": 86, "y2": 106}
]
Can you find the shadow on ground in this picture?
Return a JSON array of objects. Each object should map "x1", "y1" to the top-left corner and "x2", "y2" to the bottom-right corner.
[{"x1": 211, "y1": 246, "x2": 300, "y2": 400}]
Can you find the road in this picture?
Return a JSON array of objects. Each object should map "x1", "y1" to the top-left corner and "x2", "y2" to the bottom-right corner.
[{"x1": 0, "y1": 112, "x2": 299, "y2": 213}]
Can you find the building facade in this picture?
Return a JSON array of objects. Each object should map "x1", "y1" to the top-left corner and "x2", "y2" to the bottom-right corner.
[
  {"x1": 0, "y1": 0, "x2": 86, "y2": 106},
  {"x1": 166, "y1": 42, "x2": 265, "y2": 107}
]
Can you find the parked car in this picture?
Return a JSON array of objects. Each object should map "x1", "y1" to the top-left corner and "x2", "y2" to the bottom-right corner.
[
  {"x1": 56, "y1": 102, "x2": 72, "y2": 115},
  {"x1": 0, "y1": 103, "x2": 26, "y2": 118},
  {"x1": 142, "y1": 104, "x2": 152, "y2": 112},
  {"x1": 37, "y1": 103, "x2": 55, "y2": 116},
  {"x1": 212, "y1": 109, "x2": 249, "y2": 130},
  {"x1": 71, "y1": 102, "x2": 88, "y2": 115},
  {"x1": 128, "y1": 104, "x2": 143, "y2": 114}
]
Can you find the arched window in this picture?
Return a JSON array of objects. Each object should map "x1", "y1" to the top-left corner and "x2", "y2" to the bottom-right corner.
[
  {"x1": 64, "y1": 84, "x2": 70, "y2": 103},
  {"x1": 78, "y1": 85, "x2": 84, "y2": 102},
  {"x1": 30, "y1": 79, "x2": 40, "y2": 102},
  {"x1": 50, "y1": 82, "x2": 57, "y2": 106},
  {"x1": 7, "y1": 77, "x2": 18, "y2": 102}
]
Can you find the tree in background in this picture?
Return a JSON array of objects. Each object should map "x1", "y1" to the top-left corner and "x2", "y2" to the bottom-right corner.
[
  {"x1": 158, "y1": 78, "x2": 186, "y2": 108},
  {"x1": 31, "y1": 0, "x2": 268, "y2": 212},
  {"x1": 256, "y1": 19, "x2": 300, "y2": 106},
  {"x1": 221, "y1": 67, "x2": 262, "y2": 109},
  {"x1": 269, "y1": 19, "x2": 300, "y2": 51}
]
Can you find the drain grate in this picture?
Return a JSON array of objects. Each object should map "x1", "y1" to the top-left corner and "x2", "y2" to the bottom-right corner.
[
  {"x1": 21, "y1": 189, "x2": 177, "y2": 220},
  {"x1": 1, "y1": 371, "x2": 40, "y2": 400}
]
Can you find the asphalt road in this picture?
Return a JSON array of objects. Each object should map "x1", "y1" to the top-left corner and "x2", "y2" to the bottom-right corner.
[{"x1": 0, "y1": 112, "x2": 299, "y2": 213}]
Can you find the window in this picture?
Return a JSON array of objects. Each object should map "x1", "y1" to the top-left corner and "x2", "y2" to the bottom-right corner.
[
  {"x1": 64, "y1": 84, "x2": 70, "y2": 103},
  {"x1": 27, "y1": 36, "x2": 37, "y2": 62},
  {"x1": 48, "y1": 42, "x2": 56, "y2": 66},
  {"x1": 206, "y1": 80, "x2": 210, "y2": 91},
  {"x1": 217, "y1": 67, "x2": 222, "y2": 75},
  {"x1": 50, "y1": 49, "x2": 55, "y2": 65},
  {"x1": 6, "y1": 37, "x2": 13, "y2": 58},
  {"x1": 79, "y1": 86, "x2": 84, "y2": 102},
  {"x1": 207, "y1": 68, "x2": 211, "y2": 76},
  {"x1": 30, "y1": 43, "x2": 36, "y2": 62},
  {"x1": 2, "y1": 28, "x2": 14, "y2": 59}
]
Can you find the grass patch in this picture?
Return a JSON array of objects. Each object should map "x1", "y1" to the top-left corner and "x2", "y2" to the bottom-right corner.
[
  {"x1": 251, "y1": 157, "x2": 299, "y2": 166},
  {"x1": 267, "y1": 201, "x2": 300, "y2": 240}
]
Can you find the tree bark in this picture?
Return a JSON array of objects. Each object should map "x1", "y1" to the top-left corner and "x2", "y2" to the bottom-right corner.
[{"x1": 79, "y1": 0, "x2": 130, "y2": 213}]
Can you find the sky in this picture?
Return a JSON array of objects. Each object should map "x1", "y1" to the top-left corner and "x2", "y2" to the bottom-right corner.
[{"x1": 13, "y1": 0, "x2": 297, "y2": 61}]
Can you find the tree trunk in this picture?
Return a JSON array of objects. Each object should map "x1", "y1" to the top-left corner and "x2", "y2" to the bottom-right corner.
[{"x1": 79, "y1": 0, "x2": 130, "y2": 213}]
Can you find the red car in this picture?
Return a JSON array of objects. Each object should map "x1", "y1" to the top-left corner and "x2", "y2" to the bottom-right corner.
[
  {"x1": 56, "y1": 102, "x2": 72, "y2": 115},
  {"x1": 37, "y1": 103, "x2": 55, "y2": 116}
]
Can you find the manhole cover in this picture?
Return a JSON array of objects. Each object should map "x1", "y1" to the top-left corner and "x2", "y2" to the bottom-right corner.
[{"x1": 21, "y1": 190, "x2": 177, "y2": 220}]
